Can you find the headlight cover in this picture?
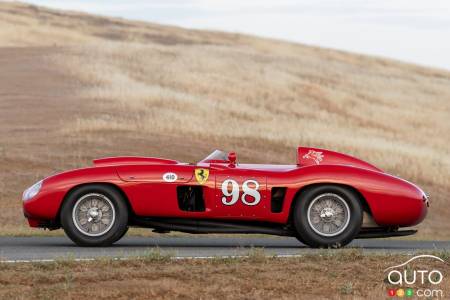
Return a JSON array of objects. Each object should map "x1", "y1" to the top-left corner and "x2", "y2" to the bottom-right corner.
[{"x1": 22, "y1": 180, "x2": 43, "y2": 202}]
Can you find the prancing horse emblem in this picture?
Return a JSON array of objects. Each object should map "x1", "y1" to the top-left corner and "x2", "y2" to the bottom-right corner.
[{"x1": 195, "y1": 168, "x2": 209, "y2": 184}]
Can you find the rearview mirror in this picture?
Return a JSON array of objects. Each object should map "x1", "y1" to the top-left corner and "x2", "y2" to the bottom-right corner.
[{"x1": 228, "y1": 152, "x2": 237, "y2": 166}]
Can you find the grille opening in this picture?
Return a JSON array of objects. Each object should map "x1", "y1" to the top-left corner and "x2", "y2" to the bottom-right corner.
[
  {"x1": 177, "y1": 186, "x2": 205, "y2": 212},
  {"x1": 271, "y1": 187, "x2": 286, "y2": 213}
]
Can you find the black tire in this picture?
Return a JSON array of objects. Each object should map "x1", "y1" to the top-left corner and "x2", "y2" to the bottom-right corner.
[
  {"x1": 292, "y1": 185, "x2": 362, "y2": 248},
  {"x1": 294, "y1": 232, "x2": 312, "y2": 247},
  {"x1": 117, "y1": 226, "x2": 129, "y2": 240},
  {"x1": 60, "y1": 184, "x2": 129, "y2": 247}
]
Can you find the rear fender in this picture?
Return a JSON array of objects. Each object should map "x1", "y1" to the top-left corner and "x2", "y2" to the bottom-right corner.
[
  {"x1": 282, "y1": 165, "x2": 426, "y2": 227},
  {"x1": 297, "y1": 147, "x2": 382, "y2": 172}
]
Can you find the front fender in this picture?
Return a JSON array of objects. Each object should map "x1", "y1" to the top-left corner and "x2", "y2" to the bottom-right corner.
[{"x1": 23, "y1": 166, "x2": 124, "y2": 221}]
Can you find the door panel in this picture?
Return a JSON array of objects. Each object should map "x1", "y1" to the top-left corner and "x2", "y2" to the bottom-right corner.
[
  {"x1": 212, "y1": 164, "x2": 268, "y2": 219},
  {"x1": 116, "y1": 164, "x2": 196, "y2": 217}
]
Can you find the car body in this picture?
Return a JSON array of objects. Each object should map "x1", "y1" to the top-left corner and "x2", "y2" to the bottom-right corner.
[{"x1": 22, "y1": 147, "x2": 429, "y2": 247}]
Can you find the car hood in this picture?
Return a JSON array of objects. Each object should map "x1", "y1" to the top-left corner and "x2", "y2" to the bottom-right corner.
[{"x1": 93, "y1": 156, "x2": 180, "y2": 166}]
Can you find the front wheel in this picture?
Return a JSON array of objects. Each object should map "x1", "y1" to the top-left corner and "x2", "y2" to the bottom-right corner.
[
  {"x1": 60, "y1": 185, "x2": 129, "y2": 247},
  {"x1": 293, "y1": 185, "x2": 362, "y2": 248}
]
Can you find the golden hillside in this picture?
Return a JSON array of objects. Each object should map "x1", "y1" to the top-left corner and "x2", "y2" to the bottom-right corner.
[{"x1": 0, "y1": 2, "x2": 449, "y2": 237}]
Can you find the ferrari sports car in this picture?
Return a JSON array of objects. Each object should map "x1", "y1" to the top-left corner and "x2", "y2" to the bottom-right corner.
[{"x1": 22, "y1": 147, "x2": 429, "y2": 247}]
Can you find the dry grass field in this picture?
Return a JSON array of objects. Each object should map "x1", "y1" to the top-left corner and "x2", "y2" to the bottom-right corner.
[
  {"x1": 1, "y1": 250, "x2": 449, "y2": 299},
  {"x1": 0, "y1": 2, "x2": 449, "y2": 238}
]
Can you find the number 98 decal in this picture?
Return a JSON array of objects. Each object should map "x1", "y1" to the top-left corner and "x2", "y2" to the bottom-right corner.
[{"x1": 221, "y1": 179, "x2": 261, "y2": 206}]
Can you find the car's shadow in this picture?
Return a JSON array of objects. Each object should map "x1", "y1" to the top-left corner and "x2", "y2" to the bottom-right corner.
[
  {"x1": 5, "y1": 236, "x2": 308, "y2": 249},
  {"x1": 3, "y1": 236, "x2": 447, "y2": 251}
]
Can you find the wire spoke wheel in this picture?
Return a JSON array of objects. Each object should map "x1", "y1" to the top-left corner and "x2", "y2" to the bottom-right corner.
[
  {"x1": 72, "y1": 193, "x2": 116, "y2": 237},
  {"x1": 307, "y1": 193, "x2": 350, "y2": 237}
]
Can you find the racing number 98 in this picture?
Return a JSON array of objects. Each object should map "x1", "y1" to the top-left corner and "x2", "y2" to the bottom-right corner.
[{"x1": 221, "y1": 179, "x2": 261, "y2": 206}]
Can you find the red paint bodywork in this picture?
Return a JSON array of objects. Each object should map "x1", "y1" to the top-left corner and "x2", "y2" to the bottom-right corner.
[{"x1": 23, "y1": 147, "x2": 428, "y2": 230}]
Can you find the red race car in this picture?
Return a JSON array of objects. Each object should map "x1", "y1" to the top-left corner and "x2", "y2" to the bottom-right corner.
[{"x1": 22, "y1": 147, "x2": 429, "y2": 247}]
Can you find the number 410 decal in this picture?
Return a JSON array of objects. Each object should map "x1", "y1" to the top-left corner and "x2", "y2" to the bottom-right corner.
[{"x1": 221, "y1": 179, "x2": 261, "y2": 206}]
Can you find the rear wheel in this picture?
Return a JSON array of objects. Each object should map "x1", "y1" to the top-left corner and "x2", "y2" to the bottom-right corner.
[
  {"x1": 293, "y1": 185, "x2": 362, "y2": 248},
  {"x1": 60, "y1": 185, "x2": 129, "y2": 246},
  {"x1": 294, "y1": 232, "x2": 311, "y2": 247}
]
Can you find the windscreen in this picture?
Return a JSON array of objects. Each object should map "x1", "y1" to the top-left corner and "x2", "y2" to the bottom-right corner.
[{"x1": 201, "y1": 149, "x2": 228, "y2": 162}]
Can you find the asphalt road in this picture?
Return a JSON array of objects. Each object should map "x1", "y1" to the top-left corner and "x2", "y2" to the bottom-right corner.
[{"x1": 1, "y1": 236, "x2": 449, "y2": 262}]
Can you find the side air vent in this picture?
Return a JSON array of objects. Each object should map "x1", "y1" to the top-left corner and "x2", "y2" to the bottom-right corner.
[
  {"x1": 271, "y1": 187, "x2": 286, "y2": 213},
  {"x1": 177, "y1": 186, "x2": 205, "y2": 212}
]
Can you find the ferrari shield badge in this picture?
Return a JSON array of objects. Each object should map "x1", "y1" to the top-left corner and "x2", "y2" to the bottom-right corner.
[{"x1": 195, "y1": 168, "x2": 209, "y2": 184}]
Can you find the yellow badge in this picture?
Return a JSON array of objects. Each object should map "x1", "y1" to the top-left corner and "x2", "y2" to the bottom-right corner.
[{"x1": 194, "y1": 168, "x2": 209, "y2": 184}]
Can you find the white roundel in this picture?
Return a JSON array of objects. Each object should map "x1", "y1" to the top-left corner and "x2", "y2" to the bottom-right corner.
[{"x1": 163, "y1": 172, "x2": 178, "y2": 182}]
